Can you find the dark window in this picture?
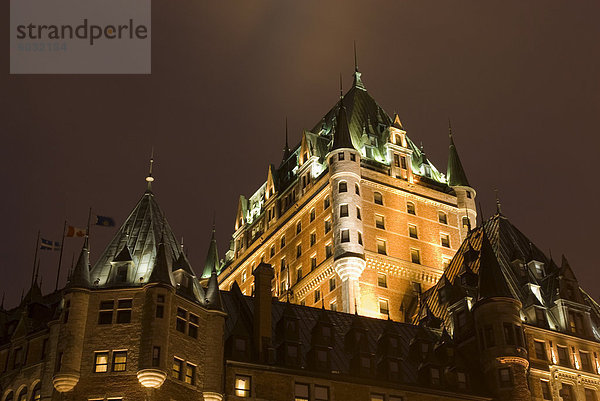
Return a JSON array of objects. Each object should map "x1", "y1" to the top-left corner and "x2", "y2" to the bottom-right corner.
[
  {"x1": 17, "y1": 388, "x2": 26, "y2": 401},
  {"x1": 394, "y1": 154, "x2": 400, "y2": 167},
  {"x1": 400, "y1": 156, "x2": 407, "y2": 169},
  {"x1": 310, "y1": 232, "x2": 316, "y2": 246},
  {"x1": 325, "y1": 219, "x2": 331, "y2": 234},
  {"x1": 535, "y1": 308, "x2": 547, "y2": 326},
  {"x1": 295, "y1": 383, "x2": 309, "y2": 401},
  {"x1": 338, "y1": 153, "x2": 344, "y2": 161},
  {"x1": 4, "y1": 392, "x2": 13, "y2": 401},
  {"x1": 503, "y1": 323, "x2": 515, "y2": 345},
  {"x1": 557, "y1": 346, "x2": 570, "y2": 367},
  {"x1": 484, "y1": 325, "x2": 495, "y2": 347},
  {"x1": 375, "y1": 214, "x2": 385, "y2": 229},
  {"x1": 296, "y1": 221, "x2": 302, "y2": 234},
  {"x1": 341, "y1": 229, "x2": 350, "y2": 243},
  {"x1": 13, "y1": 347, "x2": 22, "y2": 369},
  {"x1": 408, "y1": 225, "x2": 418, "y2": 238},
  {"x1": 116, "y1": 299, "x2": 132, "y2": 324},
  {"x1": 116, "y1": 265, "x2": 128, "y2": 282},
  {"x1": 466, "y1": 191, "x2": 472, "y2": 199},
  {"x1": 377, "y1": 240, "x2": 387, "y2": 255},
  {"x1": 580, "y1": 351, "x2": 592, "y2": 372},
  {"x1": 98, "y1": 300, "x2": 114, "y2": 325},
  {"x1": 326, "y1": 244, "x2": 333, "y2": 258},
  {"x1": 339, "y1": 181, "x2": 347, "y2": 193},
  {"x1": 281, "y1": 236, "x2": 286, "y2": 248},
  {"x1": 462, "y1": 216, "x2": 470, "y2": 229},
  {"x1": 585, "y1": 388, "x2": 597, "y2": 401},
  {"x1": 350, "y1": 153, "x2": 356, "y2": 162},
  {"x1": 188, "y1": 314, "x2": 199, "y2": 339},
  {"x1": 296, "y1": 244, "x2": 302, "y2": 258},
  {"x1": 374, "y1": 192, "x2": 383, "y2": 205},
  {"x1": 324, "y1": 197, "x2": 330, "y2": 209},
  {"x1": 156, "y1": 305, "x2": 164, "y2": 318},
  {"x1": 377, "y1": 273, "x2": 387, "y2": 288},
  {"x1": 356, "y1": 207, "x2": 361, "y2": 220},
  {"x1": 379, "y1": 299, "x2": 389, "y2": 315},
  {"x1": 410, "y1": 249, "x2": 421, "y2": 264},
  {"x1": 270, "y1": 245, "x2": 275, "y2": 257},
  {"x1": 94, "y1": 351, "x2": 109, "y2": 373},
  {"x1": 315, "y1": 385, "x2": 329, "y2": 401},
  {"x1": 329, "y1": 277, "x2": 336, "y2": 291},
  {"x1": 31, "y1": 383, "x2": 41, "y2": 401},
  {"x1": 430, "y1": 367, "x2": 441, "y2": 385},
  {"x1": 112, "y1": 351, "x2": 127, "y2": 372},
  {"x1": 311, "y1": 257, "x2": 317, "y2": 270},
  {"x1": 297, "y1": 267, "x2": 303, "y2": 281},
  {"x1": 152, "y1": 346, "x2": 160, "y2": 367},
  {"x1": 314, "y1": 289, "x2": 321, "y2": 303},
  {"x1": 541, "y1": 380, "x2": 551, "y2": 400},
  {"x1": 534, "y1": 341, "x2": 546, "y2": 360},
  {"x1": 498, "y1": 367, "x2": 512, "y2": 387},
  {"x1": 176, "y1": 308, "x2": 187, "y2": 333},
  {"x1": 457, "y1": 372, "x2": 467, "y2": 389},
  {"x1": 441, "y1": 234, "x2": 450, "y2": 248},
  {"x1": 407, "y1": 202, "x2": 416, "y2": 215},
  {"x1": 340, "y1": 204, "x2": 349, "y2": 217},
  {"x1": 310, "y1": 208, "x2": 316, "y2": 222},
  {"x1": 355, "y1": 183, "x2": 360, "y2": 195},
  {"x1": 358, "y1": 232, "x2": 363, "y2": 245},
  {"x1": 234, "y1": 375, "x2": 251, "y2": 397},
  {"x1": 560, "y1": 384, "x2": 575, "y2": 401},
  {"x1": 438, "y1": 212, "x2": 447, "y2": 224}
]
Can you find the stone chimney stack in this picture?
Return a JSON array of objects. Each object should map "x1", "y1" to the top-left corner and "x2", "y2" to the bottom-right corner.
[{"x1": 252, "y1": 263, "x2": 274, "y2": 362}]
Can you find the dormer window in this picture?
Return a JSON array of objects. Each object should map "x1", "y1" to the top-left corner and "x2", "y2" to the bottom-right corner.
[
  {"x1": 116, "y1": 265, "x2": 128, "y2": 282},
  {"x1": 568, "y1": 310, "x2": 585, "y2": 335},
  {"x1": 535, "y1": 308, "x2": 548, "y2": 327}
]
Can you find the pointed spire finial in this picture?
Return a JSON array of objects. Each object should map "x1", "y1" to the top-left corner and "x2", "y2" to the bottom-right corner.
[
  {"x1": 353, "y1": 40, "x2": 358, "y2": 72},
  {"x1": 494, "y1": 189, "x2": 502, "y2": 214},
  {"x1": 448, "y1": 118, "x2": 453, "y2": 138},
  {"x1": 478, "y1": 201, "x2": 485, "y2": 226},
  {"x1": 339, "y1": 73, "x2": 343, "y2": 99},
  {"x1": 145, "y1": 147, "x2": 155, "y2": 191}
]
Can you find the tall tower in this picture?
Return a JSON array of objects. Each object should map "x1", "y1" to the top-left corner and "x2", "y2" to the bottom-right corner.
[
  {"x1": 328, "y1": 98, "x2": 365, "y2": 314},
  {"x1": 473, "y1": 231, "x2": 530, "y2": 401},
  {"x1": 446, "y1": 123, "x2": 476, "y2": 241}
]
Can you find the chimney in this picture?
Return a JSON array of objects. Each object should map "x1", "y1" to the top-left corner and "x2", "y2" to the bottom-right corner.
[{"x1": 252, "y1": 263, "x2": 274, "y2": 362}]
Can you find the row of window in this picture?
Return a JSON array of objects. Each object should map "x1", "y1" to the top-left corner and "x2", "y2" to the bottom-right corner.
[
  {"x1": 533, "y1": 339, "x2": 598, "y2": 373},
  {"x1": 1, "y1": 383, "x2": 41, "y2": 401},
  {"x1": 172, "y1": 357, "x2": 196, "y2": 385},
  {"x1": 94, "y1": 350, "x2": 127, "y2": 373},
  {"x1": 234, "y1": 375, "x2": 331, "y2": 400},
  {"x1": 539, "y1": 380, "x2": 597, "y2": 401}
]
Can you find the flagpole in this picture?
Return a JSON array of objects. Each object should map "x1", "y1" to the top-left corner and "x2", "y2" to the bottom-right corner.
[
  {"x1": 55, "y1": 220, "x2": 67, "y2": 291},
  {"x1": 87, "y1": 207, "x2": 92, "y2": 235},
  {"x1": 31, "y1": 230, "x2": 40, "y2": 286}
]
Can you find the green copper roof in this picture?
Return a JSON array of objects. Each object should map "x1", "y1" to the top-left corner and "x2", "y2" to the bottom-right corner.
[{"x1": 447, "y1": 133, "x2": 470, "y2": 187}]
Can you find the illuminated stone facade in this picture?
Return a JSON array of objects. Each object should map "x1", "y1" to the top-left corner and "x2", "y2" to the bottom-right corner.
[{"x1": 220, "y1": 69, "x2": 476, "y2": 322}]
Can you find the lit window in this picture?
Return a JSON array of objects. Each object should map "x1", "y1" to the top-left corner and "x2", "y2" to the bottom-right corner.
[
  {"x1": 569, "y1": 311, "x2": 584, "y2": 335},
  {"x1": 407, "y1": 201, "x2": 416, "y2": 215},
  {"x1": 116, "y1": 299, "x2": 132, "y2": 324},
  {"x1": 374, "y1": 192, "x2": 383, "y2": 205},
  {"x1": 98, "y1": 300, "x2": 114, "y2": 325},
  {"x1": 295, "y1": 383, "x2": 309, "y2": 401},
  {"x1": 377, "y1": 273, "x2": 387, "y2": 288},
  {"x1": 438, "y1": 211, "x2": 447, "y2": 224},
  {"x1": 112, "y1": 351, "x2": 127, "y2": 372},
  {"x1": 358, "y1": 231, "x2": 363, "y2": 245},
  {"x1": 377, "y1": 239, "x2": 387, "y2": 255},
  {"x1": 310, "y1": 208, "x2": 316, "y2": 222},
  {"x1": 375, "y1": 214, "x2": 385, "y2": 229},
  {"x1": 324, "y1": 196, "x2": 330, "y2": 209},
  {"x1": 94, "y1": 351, "x2": 109, "y2": 373},
  {"x1": 379, "y1": 299, "x2": 389, "y2": 315},
  {"x1": 185, "y1": 363, "x2": 196, "y2": 385},
  {"x1": 339, "y1": 181, "x2": 348, "y2": 193},
  {"x1": 370, "y1": 395, "x2": 384, "y2": 401},
  {"x1": 235, "y1": 375, "x2": 251, "y2": 397},
  {"x1": 408, "y1": 224, "x2": 418, "y2": 238},
  {"x1": 498, "y1": 367, "x2": 511, "y2": 387},
  {"x1": 441, "y1": 234, "x2": 450, "y2": 248},
  {"x1": 296, "y1": 221, "x2": 302, "y2": 234},
  {"x1": 340, "y1": 204, "x2": 349, "y2": 217},
  {"x1": 410, "y1": 249, "x2": 420, "y2": 264},
  {"x1": 172, "y1": 358, "x2": 183, "y2": 380},
  {"x1": 462, "y1": 216, "x2": 470, "y2": 229},
  {"x1": 315, "y1": 385, "x2": 329, "y2": 401},
  {"x1": 541, "y1": 380, "x2": 551, "y2": 400},
  {"x1": 325, "y1": 219, "x2": 332, "y2": 234},
  {"x1": 341, "y1": 229, "x2": 350, "y2": 243},
  {"x1": 329, "y1": 277, "x2": 336, "y2": 291}
]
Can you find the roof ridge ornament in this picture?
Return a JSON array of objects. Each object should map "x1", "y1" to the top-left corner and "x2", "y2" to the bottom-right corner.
[
  {"x1": 145, "y1": 147, "x2": 154, "y2": 192},
  {"x1": 494, "y1": 189, "x2": 502, "y2": 215},
  {"x1": 354, "y1": 40, "x2": 358, "y2": 72}
]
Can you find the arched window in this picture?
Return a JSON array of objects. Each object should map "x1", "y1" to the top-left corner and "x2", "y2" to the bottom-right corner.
[
  {"x1": 31, "y1": 383, "x2": 41, "y2": 401},
  {"x1": 4, "y1": 392, "x2": 13, "y2": 401},
  {"x1": 338, "y1": 181, "x2": 347, "y2": 193},
  {"x1": 407, "y1": 201, "x2": 416, "y2": 215},
  {"x1": 374, "y1": 192, "x2": 383, "y2": 205},
  {"x1": 17, "y1": 388, "x2": 27, "y2": 401}
]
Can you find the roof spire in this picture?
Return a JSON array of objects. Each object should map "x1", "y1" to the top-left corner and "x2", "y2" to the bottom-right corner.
[
  {"x1": 477, "y1": 229, "x2": 513, "y2": 301},
  {"x1": 145, "y1": 147, "x2": 155, "y2": 192},
  {"x1": 446, "y1": 123, "x2": 471, "y2": 187},
  {"x1": 68, "y1": 234, "x2": 91, "y2": 289},
  {"x1": 353, "y1": 40, "x2": 358, "y2": 72},
  {"x1": 339, "y1": 73, "x2": 343, "y2": 99},
  {"x1": 282, "y1": 118, "x2": 291, "y2": 161},
  {"x1": 331, "y1": 92, "x2": 354, "y2": 150},
  {"x1": 201, "y1": 225, "x2": 220, "y2": 279},
  {"x1": 478, "y1": 201, "x2": 485, "y2": 226},
  {"x1": 494, "y1": 189, "x2": 502, "y2": 215}
]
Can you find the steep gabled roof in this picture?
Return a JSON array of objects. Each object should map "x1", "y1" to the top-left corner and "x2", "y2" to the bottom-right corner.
[{"x1": 89, "y1": 191, "x2": 180, "y2": 287}]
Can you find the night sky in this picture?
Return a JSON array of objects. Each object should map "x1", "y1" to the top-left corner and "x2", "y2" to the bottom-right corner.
[{"x1": 2, "y1": 1, "x2": 599, "y2": 308}]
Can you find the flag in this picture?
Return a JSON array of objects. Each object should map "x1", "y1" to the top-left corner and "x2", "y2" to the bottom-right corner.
[
  {"x1": 40, "y1": 238, "x2": 61, "y2": 251},
  {"x1": 66, "y1": 225, "x2": 86, "y2": 237},
  {"x1": 95, "y1": 215, "x2": 116, "y2": 227}
]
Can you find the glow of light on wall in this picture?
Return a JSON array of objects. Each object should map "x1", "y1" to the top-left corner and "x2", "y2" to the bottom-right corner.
[
  {"x1": 551, "y1": 348, "x2": 557, "y2": 364},
  {"x1": 573, "y1": 348, "x2": 580, "y2": 370}
]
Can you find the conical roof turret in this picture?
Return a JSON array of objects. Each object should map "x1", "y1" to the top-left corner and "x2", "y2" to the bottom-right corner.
[
  {"x1": 477, "y1": 230, "x2": 513, "y2": 301},
  {"x1": 68, "y1": 237, "x2": 91, "y2": 289},
  {"x1": 446, "y1": 123, "x2": 471, "y2": 187},
  {"x1": 148, "y1": 235, "x2": 174, "y2": 286},
  {"x1": 331, "y1": 103, "x2": 354, "y2": 150},
  {"x1": 205, "y1": 265, "x2": 223, "y2": 311},
  {"x1": 201, "y1": 227, "x2": 220, "y2": 279}
]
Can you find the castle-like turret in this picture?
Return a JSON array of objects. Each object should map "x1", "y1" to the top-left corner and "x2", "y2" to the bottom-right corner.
[
  {"x1": 472, "y1": 231, "x2": 530, "y2": 401},
  {"x1": 328, "y1": 93, "x2": 365, "y2": 314},
  {"x1": 52, "y1": 237, "x2": 91, "y2": 393}
]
